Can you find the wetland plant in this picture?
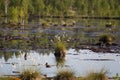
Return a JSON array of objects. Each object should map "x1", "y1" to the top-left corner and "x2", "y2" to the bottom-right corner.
[
  {"x1": 40, "y1": 19, "x2": 50, "y2": 28},
  {"x1": 54, "y1": 41, "x2": 66, "y2": 58},
  {"x1": 55, "y1": 70, "x2": 76, "y2": 80},
  {"x1": 105, "y1": 22, "x2": 115, "y2": 28},
  {"x1": 20, "y1": 69, "x2": 41, "y2": 80},
  {"x1": 97, "y1": 34, "x2": 115, "y2": 46},
  {"x1": 113, "y1": 73, "x2": 120, "y2": 80},
  {"x1": 61, "y1": 20, "x2": 67, "y2": 26},
  {"x1": 84, "y1": 71, "x2": 108, "y2": 80}
]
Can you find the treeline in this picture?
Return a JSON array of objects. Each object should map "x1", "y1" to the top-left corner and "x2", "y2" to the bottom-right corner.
[{"x1": 0, "y1": 0, "x2": 120, "y2": 23}]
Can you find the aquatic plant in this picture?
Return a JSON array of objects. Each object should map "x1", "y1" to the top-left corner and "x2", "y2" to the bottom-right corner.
[
  {"x1": 84, "y1": 70, "x2": 108, "y2": 80},
  {"x1": 20, "y1": 69, "x2": 41, "y2": 80},
  {"x1": 61, "y1": 20, "x2": 67, "y2": 26},
  {"x1": 98, "y1": 34, "x2": 115, "y2": 46},
  {"x1": 105, "y1": 22, "x2": 115, "y2": 29},
  {"x1": 55, "y1": 70, "x2": 76, "y2": 80},
  {"x1": 113, "y1": 73, "x2": 120, "y2": 80},
  {"x1": 54, "y1": 41, "x2": 66, "y2": 58},
  {"x1": 40, "y1": 19, "x2": 50, "y2": 27}
]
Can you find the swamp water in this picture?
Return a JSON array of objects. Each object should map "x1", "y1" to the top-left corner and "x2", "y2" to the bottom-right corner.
[
  {"x1": 0, "y1": 18, "x2": 120, "y2": 77},
  {"x1": 0, "y1": 49, "x2": 120, "y2": 77}
]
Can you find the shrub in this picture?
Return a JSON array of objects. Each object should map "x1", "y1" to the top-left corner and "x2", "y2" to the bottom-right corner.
[
  {"x1": 20, "y1": 69, "x2": 41, "y2": 80},
  {"x1": 55, "y1": 70, "x2": 76, "y2": 80}
]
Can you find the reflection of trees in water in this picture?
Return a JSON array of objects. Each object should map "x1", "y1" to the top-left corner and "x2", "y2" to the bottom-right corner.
[
  {"x1": 24, "y1": 52, "x2": 27, "y2": 60},
  {"x1": 0, "y1": 51, "x2": 22, "y2": 61},
  {"x1": 35, "y1": 49, "x2": 53, "y2": 55},
  {"x1": 30, "y1": 34, "x2": 50, "y2": 49},
  {"x1": 55, "y1": 57, "x2": 65, "y2": 67}
]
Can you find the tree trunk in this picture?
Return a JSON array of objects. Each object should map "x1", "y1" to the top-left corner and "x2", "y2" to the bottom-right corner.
[{"x1": 4, "y1": 0, "x2": 9, "y2": 23}]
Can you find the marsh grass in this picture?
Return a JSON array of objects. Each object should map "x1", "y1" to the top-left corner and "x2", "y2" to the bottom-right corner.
[
  {"x1": 54, "y1": 41, "x2": 67, "y2": 58},
  {"x1": 84, "y1": 70, "x2": 108, "y2": 80},
  {"x1": 54, "y1": 41, "x2": 66, "y2": 51},
  {"x1": 55, "y1": 70, "x2": 76, "y2": 80},
  {"x1": 20, "y1": 69, "x2": 41, "y2": 80},
  {"x1": 40, "y1": 19, "x2": 50, "y2": 27},
  {"x1": 113, "y1": 73, "x2": 120, "y2": 80},
  {"x1": 98, "y1": 34, "x2": 115, "y2": 46}
]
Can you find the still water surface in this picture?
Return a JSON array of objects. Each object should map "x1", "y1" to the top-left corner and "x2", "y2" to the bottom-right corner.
[
  {"x1": 0, "y1": 49, "x2": 120, "y2": 77},
  {"x1": 0, "y1": 18, "x2": 120, "y2": 77}
]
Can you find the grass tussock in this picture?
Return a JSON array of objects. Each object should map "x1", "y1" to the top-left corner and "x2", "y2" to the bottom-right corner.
[
  {"x1": 98, "y1": 34, "x2": 115, "y2": 45},
  {"x1": 54, "y1": 41, "x2": 67, "y2": 58},
  {"x1": 55, "y1": 70, "x2": 76, "y2": 80},
  {"x1": 19, "y1": 69, "x2": 41, "y2": 80},
  {"x1": 54, "y1": 41, "x2": 66, "y2": 51},
  {"x1": 83, "y1": 70, "x2": 108, "y2": 80}
]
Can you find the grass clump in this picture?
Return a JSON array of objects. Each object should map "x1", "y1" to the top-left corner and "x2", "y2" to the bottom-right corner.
[
  {"x1": 113, "y1": 73, "x2": 120, "y2": 80},
  {"x1": 54, "y1": 41, "x2": 66, "y2": 58},
  {"x1": 98, "y1": 34, "x2": 115, "y2": 46},
  {"x1": 84, "y1": 71, "x2": 108, "y2": 80},
  {"x1": 20, "y1": 69, "x2": 41, "y2": 80},
  {"x1": 54, "y1": 41, "x2": 66, "y2": 51},
  {"x1": 40, "y1": 19, "x2": 50, "y2": 27},
  {"x1": 55, "y1": 70, "x2": 76, "y2": 80}
]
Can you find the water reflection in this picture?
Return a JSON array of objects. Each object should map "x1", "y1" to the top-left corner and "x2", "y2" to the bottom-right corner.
[
  {"x1": 24, "y1": 52, "x2": 28, "y2": 60},
  {"x1": 55, "y1": 57, "x2": 65, "y2": 67},
  {"x1": 0, "y1": 49, "x2": 120, "y2": 77},
  {"x1": 0, "y1": 18, "x2": 120, "y2": 77}
]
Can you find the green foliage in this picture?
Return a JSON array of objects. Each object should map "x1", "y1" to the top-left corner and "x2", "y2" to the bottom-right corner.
[
  {"x1": 32, "y1": 0, "x2": 45, "y2": 15},
  {"x1": 9, "y1": 7, "x2": 19, "y2": 23},
  {"x1": 55, "y1": 70, "x2": 76, "y2": 80},
  {"x1": 54, "y1": 41, "x2": 67, "y2": 60},
  {"x1": 20, "y1": 69, "x2": 41, "y2": 80},
  {"x1": 0, "y1": 0, "x2": 120, "y2": 21},
  {"x1": 54, "y1": 41, "x2": 66, "y2": 51}
]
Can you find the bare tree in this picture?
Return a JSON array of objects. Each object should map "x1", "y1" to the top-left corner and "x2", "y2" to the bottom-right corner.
[{"x1": 4, "y1": 0, "x2": 10, "y2": 23}]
